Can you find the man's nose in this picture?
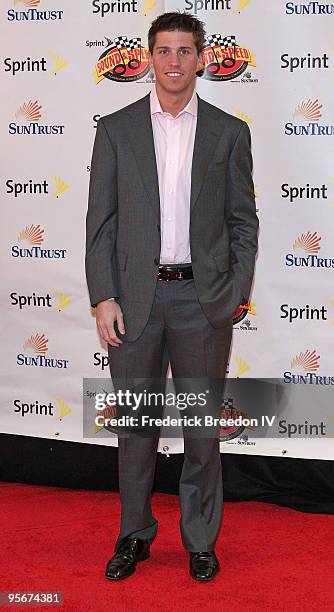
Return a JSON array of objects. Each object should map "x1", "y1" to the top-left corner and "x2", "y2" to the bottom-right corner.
[{"x1": 167, "y1": 52, "x2": 181, "y2": 66}]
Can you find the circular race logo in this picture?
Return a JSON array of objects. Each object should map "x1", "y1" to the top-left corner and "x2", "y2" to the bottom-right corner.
[
  {"x1": 95, "y1": 36, "x2": 150, "y2": 83},
  {"x1": 219, "y1": 405, "x2": 247, "y2": 441},
  {"x1": 233, "y1": 302, "x2": 250, "y2": 325},
  {"x1": 201, "y1": 34, "x2": 255, "y2": 82}
]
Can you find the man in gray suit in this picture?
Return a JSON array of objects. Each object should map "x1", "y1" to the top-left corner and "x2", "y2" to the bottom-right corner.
[{"x1": 86, "y1": 12, "x2": 258, "y2": 582}]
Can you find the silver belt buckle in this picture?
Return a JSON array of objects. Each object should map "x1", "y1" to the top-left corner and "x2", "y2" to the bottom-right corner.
[{"x1": 177, "y1": 270, "x2": 183, "y2": 280}]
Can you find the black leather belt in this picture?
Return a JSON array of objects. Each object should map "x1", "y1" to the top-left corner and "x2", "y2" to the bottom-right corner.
[{"x1": 158, "y1": 264, "x2": 193, "y2": 281}]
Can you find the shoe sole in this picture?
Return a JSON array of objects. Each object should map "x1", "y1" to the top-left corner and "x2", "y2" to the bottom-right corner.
[
  {"x1": 105, "y1": 551, "x2": 150, "y2": 581},
  {"x1": 190, "y1": 567, "x2": 220, "y2": 582}
]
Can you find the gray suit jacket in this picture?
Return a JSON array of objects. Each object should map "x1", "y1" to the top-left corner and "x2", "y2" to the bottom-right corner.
[{"x1": 85, "y1": 92, "x2": 259, "y2": 342}]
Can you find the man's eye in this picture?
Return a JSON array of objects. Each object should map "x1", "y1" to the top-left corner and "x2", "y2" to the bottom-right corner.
[
  {"x1": 160, "y1": 49, "x2": 168, "y2": 55},
  {"x1": 179, "y1": 49, "x2": 189, "y2": 56}
]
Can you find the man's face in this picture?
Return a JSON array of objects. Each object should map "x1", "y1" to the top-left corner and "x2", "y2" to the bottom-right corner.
[{"x1": 148, "y1": 30, "x2": 204, "y2": 95}]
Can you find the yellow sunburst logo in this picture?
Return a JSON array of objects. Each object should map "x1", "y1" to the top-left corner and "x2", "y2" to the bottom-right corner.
[
  {"x1": 55, "y1": 397, "x2": 72, "y2": 420},
  {"x1": 141, "y1": 0, "x2": 156, "y2": 15},
  {"x1": 48, "y1": 51, "x2": 68, "y2": 75},
  {"x1": 234, "y1": 109, "x2": 253, "y2": 125},
  {"x1": 235, "y1": 0, "x2": 253, "y2": 12},
  {"x1": 51, "y1": 176, "x2": 69, "y2": 198},
  {"x1": 53, "y1": 290, "x2": 72, "y2": 312},
  {"x1": 229, "y1": 354, "x2": 251, "y2": 378}
]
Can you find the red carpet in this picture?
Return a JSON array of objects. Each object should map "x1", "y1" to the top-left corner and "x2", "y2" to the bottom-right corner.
[{"x1": 0, "y1": 482, "x2": 333, "y2": 611}]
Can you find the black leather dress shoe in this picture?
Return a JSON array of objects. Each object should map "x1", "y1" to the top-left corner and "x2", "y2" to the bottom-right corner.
[
  {"x1": 189, "y1": 551, "x2": 220, "y2": 581},
  {"x1": 105, "y1": 537, "x2": 150, "y2": 580}
]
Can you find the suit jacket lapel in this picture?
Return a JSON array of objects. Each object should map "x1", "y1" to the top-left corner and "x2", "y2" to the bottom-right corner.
[
  {"x1": 127, "y1": 93, "x2": 160, "y2": 222},
  {"x1": 190, "y1": 95, "x2": 223, "y2": 213}
]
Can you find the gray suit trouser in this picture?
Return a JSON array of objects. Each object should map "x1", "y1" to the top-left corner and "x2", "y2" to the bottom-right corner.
[{"x1": 108, "y1": 268, "x2": 233, "y2": 553}]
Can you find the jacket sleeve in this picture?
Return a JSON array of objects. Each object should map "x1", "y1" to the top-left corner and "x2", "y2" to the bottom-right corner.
[
  {"x1": 85, "y1": 117, "x2": 119, "y2": 307},
  {"x1": 225, "y1": 121, "x2": 259, "y2": 304}
]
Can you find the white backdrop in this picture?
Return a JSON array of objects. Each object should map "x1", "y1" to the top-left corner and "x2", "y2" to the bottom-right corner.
[{"x1": 1, "y1": 0, "x2": 333, "y2": 460}]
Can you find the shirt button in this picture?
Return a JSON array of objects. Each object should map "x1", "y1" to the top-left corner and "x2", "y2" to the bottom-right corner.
[{"x1": 168, "y1": 218, "x2": 172, "y2": 221}]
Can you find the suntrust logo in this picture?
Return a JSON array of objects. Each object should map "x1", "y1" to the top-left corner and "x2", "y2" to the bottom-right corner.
[
  {"x1": 7, "y1": 0, "x2": 64, "y2": 21},
  {"x1": 285, "y1": 2, "x2": 334, "y2": 14},
  {"x1": 16, "y1": 333, "x2": 69, "y2": 368},
  {"x1": 284, "y1": 350, "x2": 334, "y2": 385},
  {"x1": 285, "y1": 231, "x2": 334, "y2": 268},
  {"x1": 11, "y1": 224, "x2": 67, "y2": 259},
  {"x1": 9, "y1": 100, "x2": 65, "y2": 135},
  {"x1": 285, "y1": 99, "x2": 334, "y2": 136}
]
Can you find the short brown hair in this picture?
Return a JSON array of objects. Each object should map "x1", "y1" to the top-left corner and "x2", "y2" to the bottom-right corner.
[{"x1": 148, "y1": 11, "x2": 206, "y2": 55}]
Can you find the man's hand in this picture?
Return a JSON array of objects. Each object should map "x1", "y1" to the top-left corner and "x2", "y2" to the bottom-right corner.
[{"x1": 96, "y1": 300, "x2": 125, "y2": 347}]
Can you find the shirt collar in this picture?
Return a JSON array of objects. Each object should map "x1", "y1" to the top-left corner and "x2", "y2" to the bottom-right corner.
[{"x1": 150, "y1": 85, "x2": 198, "y2": 118}]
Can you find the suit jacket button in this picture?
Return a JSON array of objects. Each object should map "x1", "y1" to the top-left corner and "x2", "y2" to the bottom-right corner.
[{"x1": 154, "y1": 257, "x2": 159, "y2": 265}]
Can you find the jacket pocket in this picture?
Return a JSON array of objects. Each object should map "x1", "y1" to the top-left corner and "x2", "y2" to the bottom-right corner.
[{"x1": 213, "y1": 251, "x2": 229, "y2": 273}]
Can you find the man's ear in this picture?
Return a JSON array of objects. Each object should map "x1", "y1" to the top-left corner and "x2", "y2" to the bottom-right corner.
[
  {"x1": 197, "y1": 51, "x2": 205, "y2": 70},
  {"x1": 196, "y1": 50, "x2": 205, "y2": 76},
  {"x1": 147, "y1": 50, "x2": 153, "y2": 69}
]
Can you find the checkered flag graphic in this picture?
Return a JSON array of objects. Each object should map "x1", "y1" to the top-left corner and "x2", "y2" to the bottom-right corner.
[
  {"x1": 220, "y1": 35, "x2": 236, "y2": 49},
  {"x1": 222, "y1": 398, "x2": 234, "y2": 410},
  {"x1": 206, "y1": 34, "x2": 222, "y2": 48},
  {"x1": 113, "y1": 36, "x2": 129, "y2": 50},
  {"x1": 127, "y1": 37, "x2": 142, "y2": 50},
  {"x1": 206, "y1": 34, "x2": 236, "y2": 50}
]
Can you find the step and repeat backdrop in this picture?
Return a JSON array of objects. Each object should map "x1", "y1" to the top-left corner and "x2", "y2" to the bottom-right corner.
[{"x1": 1, "y1": 0, "x2": 333, "y2": 460}]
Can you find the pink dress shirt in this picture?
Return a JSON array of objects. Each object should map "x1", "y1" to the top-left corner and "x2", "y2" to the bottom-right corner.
[{"x1": 150, "y1": 86, "x2": 198, "y2": 265}]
